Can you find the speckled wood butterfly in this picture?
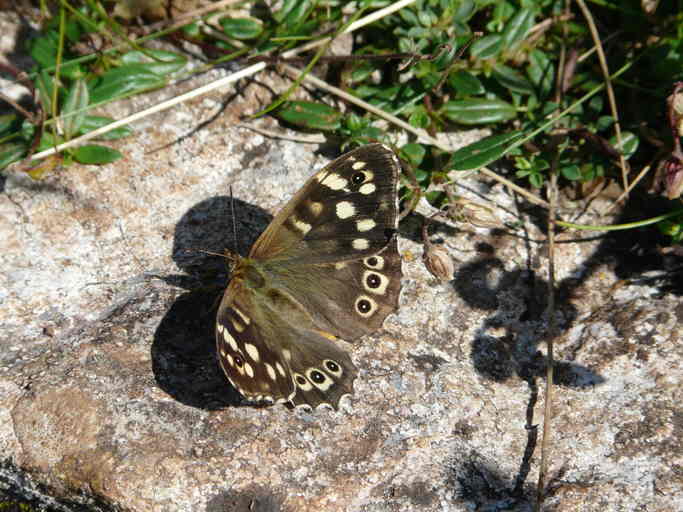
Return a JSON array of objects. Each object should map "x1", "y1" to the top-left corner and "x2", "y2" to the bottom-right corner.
[{"x1": 215, "y1": 144, "x2": 402, "y2": 409}]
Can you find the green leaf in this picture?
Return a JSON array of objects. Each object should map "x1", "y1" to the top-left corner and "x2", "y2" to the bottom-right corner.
[
  {"x1": 441, "y1": 98, "x2": 517, "y2": 125},
  {"x1": 448, "y1": 70, "x2": 485, "y2": 96},
  {"x1": 279, "y1": 0, "x2": 311, "y2": 29},
  {"x1": 120, "y1": 50, "x2": 188, "y2": 75},
  {"x1": 501, "y1": 8, "x2": 535, "y2": 51},
  {"x1": 450, "y1": 131, "x2": 523, "y2": 171},
  {"x1": 470, "y1": 34, "x2": 503, "y2": 59},
  {"x1": 28, "y1": 31, "x2": 59, "y2": 68},
  {"x1": 610, "y1": 131, "x2": 639, "y2": 159},
  {"x1": 89, "y1": 64, "x2": 166, "y2": 105},
  {"x1": 62, "y1": 78, "x2": 89, "y2": 139},
  {"x1": 0, "y1": 142, "x2": 27, "y2": 170},
  {"x1": 561, "y1": 164, "x2": 582, "y2": 181},
  {"x1": 596, "y1": 116, "x2": 615, "y2": 132},
  {"x1": 408, "y1": 106, "x2": 430, "y2": 129},
  {"x1": 36, "y1": 131, "x2": 63, "y2": 152},
  {"x1": 527, "y1": 49, "x2": 554, "y2": 97},
  {"x1": 72, "y1": 144, "x2": 122, "y2": 164},
  {"x1": 78, "y1": 116, "x2": 133, "y2": 140},
  {"x1": 529, "y1": 172, "x2": 544, "y2": 188},
  {"x1": 492, "y1": 64, "x2": 535, "y2": 95},
  {"x1": 0, "y1": 113, "x2": 22, "y2": 136},
  {"x1": 35, "y1": 70, "x2": 57, "y2": 115},
  {"x1": 220, "y1": 17, "x2": 263, "y2": 40},
  {"x1": 400, "y1": 143, "x2": 426, "y2": 166},
  {"x1": 276, "y1": 101, "x2": 342, "y2": 131}
]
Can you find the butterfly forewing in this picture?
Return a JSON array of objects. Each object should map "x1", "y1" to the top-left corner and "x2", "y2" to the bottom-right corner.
[
  {"x1": 249, "y1": 144, "x2": 400, "y2": 264},
  {"x1": 216, "y1": 144, "x2": 402, "y2": 410}
]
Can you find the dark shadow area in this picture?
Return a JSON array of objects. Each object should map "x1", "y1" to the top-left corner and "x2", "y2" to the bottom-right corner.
[
  {"x1": 0, "y1": 460, "x2": 117, "y2": 512},
  {"x1": 151, "y1": 195, "x2": 272, "y2": 410},
  {"x1": 447, "y1": 454, "x2": 536, "y2": 510},
  {"x1": 206, "y1": 486, "x2": 288, "y2": 512}
]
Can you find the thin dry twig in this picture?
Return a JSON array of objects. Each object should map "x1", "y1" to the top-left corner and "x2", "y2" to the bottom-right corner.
[
  {"x1": 575, "y1": 0, "x2": 629, "y2": 196},
  {"x1": 235, "y1": 123, "x2": 325, "y2": 144},
  {"x1": 535, "y1": 152, "x2": 560, "y2": 511}
]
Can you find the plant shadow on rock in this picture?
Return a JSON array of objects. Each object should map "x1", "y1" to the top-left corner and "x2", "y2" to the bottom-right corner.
[
  {"x1": 447, "y1": 453, "x2": 537, "y2": 511},
  {"x1": 439, "y1": 191, "x2": 681, "y2": 503},
  {"x1": 152, "y1": 195, "x2": 272, "y2": 410}
]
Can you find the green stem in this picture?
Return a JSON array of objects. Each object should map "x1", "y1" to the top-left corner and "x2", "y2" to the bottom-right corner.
[{"x1": 556, "y1": 207, "x2": 683, "y2": 231}]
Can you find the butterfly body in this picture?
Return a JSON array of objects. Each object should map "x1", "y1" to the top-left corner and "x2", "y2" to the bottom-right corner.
[{"x1": 216, "y1": 144, "x2": 402, "y2": 409}]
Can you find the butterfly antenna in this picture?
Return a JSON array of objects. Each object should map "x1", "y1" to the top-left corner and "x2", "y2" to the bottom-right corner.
[
  {"x1": 183, "y1": 248, "x2": 226, "y2": 258},
  {"x1": 230, "y1": 185, "x2": 238, "y2": 255}
]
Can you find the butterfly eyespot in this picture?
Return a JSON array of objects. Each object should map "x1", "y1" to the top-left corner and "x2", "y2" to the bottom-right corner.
[
  {"x1": 352, "y1": 171, "x2": 366, "y2": 185},
  {"x1": 363, "y1": 270, "x2": 389, "y2": 295},
  {"x1": 324, "y1": 360, "x2": 341, "y2": 374},
  {"x1": 310, "y1": 370, "x2": 326, "y2": 384},
  {"x1": 366, "y1": 273, "x2": 381, "y2": 288},
  {"x1": 294, "y1": 373, "x2": 314, "y2": 391},
  {"x1": 234, "y1": 355, "x2": 244, "y2": 367},
  {"x1": 363, "y1": 255, "x2": 384, "y2": 270},
  {"x1": 355, "y1": 295, "x2": 378, "y2": 317}
]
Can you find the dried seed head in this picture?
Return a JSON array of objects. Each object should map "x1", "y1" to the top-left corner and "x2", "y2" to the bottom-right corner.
[
  {"x1": 423, "y1": 243, "x2": 454, "y2": 282},
  {"x1": 664, "y1": 157, "x2": 683, "y2": 200}
]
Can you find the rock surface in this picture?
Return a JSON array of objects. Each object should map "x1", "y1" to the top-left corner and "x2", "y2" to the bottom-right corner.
[{"x1": 1, "y1": 15, "x2": 682, "y2": 512}]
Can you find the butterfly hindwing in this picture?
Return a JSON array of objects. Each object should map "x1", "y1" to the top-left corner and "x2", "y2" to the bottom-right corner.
[
  {"x1": 215, "y1": 287, "x2": 294, "y2": 403},
  {"x1": 271, "y1": 236, "x2": 402, "y2": 341},
  {"x1": 216, "y1": 282, "x2": 358, "y2": 408}
]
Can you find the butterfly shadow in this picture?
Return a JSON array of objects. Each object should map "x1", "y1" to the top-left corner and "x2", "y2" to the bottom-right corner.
[{"x1": 151, "y1": 195, "x2": 272, "y2": 410}]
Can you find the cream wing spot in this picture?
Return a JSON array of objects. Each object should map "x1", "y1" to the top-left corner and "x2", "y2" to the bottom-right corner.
[
  {"x1": 322, "y1": 173, "x2": 348, "y2": 191},
  {"x1": 226, "y1": 354, "x2": 234, "y2": 367},
  {"x1": 244, "y1": 343, "x2": 260, "y2": 362},
  {"x1": 232, "y1": 307, "x2": 250, "y2": 325},
  {"x1": 356, "y1": 219, "x2": 376, "y2": 232},
  {"x1": 223, "y1": 330, "x2": 238, "y2": 352},
  {"x1": 244, "y1": 362, "x2": 254, "y2": 378},
  {"x1": 352, "y1": 238, "x2": 370, "y2": 250},
  {"x1": 352, "y1": 160, "x2": 366, "y2": 170},
  {"x1": 308, "y1": 200, "x2": 323, "y2": 216},
  {"x1": 276, "y1": 362, "x2": 287, "y2": 376},
  {"x1": 291, "y1": 216, "x2": 312, "y2": 235},
  {"x1": 334, "y1": 262, "x2": 347, "y2": 270},
  {"x1": 282, "y1": 349, "x2": 292, "y2": 362},
  {"x1": 363, "y1": 270, "x2": 390, "y2": 295},
  {"x1": 336, "y1": 201, "x2": 355, "y2": 219},
  {"x1": 362, "y1": 170, "x2": 375, "y2": 181},
  {"x1": 265, "y1": 363, "x2": 277, "y2": 381},
  {"x1": 359, "y1": 183, "x2": 376, "y2": 195}
]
